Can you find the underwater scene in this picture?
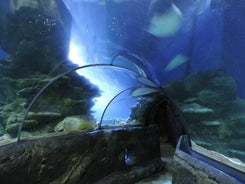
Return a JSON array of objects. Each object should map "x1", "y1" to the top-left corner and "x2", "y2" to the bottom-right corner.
[{"x1": 0, "y1": 0, "x2": 244, "y2": 181}]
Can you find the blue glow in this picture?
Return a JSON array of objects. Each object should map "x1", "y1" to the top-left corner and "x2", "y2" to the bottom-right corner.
[
  {"x1": 0, "y1": 48, "x2": 8, "y2": 60},
  {"x1": 68, "y1": 40, "x2": 119, "y2": 119},
  {"x1": 63, "y1": 0, "x2": 142, "y2": 121},
  {"x1": 68, "y1": 28, "x2": 137, "y2": 120}
]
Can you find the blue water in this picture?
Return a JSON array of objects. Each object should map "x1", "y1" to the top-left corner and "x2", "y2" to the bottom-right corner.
[
  {"x1": 61, "y1": 0, "x2": 245, "y2": 164},
  {"x1": 0, "y1": 0, "x2": 244, "y2": 168},
  {"x1": 61, "y1": 0, "x2": 245, "y2": 97}
]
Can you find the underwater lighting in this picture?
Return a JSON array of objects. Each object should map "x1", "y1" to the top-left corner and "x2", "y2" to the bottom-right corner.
[
  {"x1": 68, "y1": 41, "x2": 112, "y2": 119},
  {"x1": 68, "y1": 39, "x2": 134, "y2": 120},
  {"x1": 68, "y1": 42, "x2": 86, "y2": 66},
  {"x1": 63, "y1": 0, "x2": 138, "y2": 121}
]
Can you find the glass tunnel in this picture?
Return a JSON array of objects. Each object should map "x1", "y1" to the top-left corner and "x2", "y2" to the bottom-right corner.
[{"x1": 0, "y1": 0, "x2": 244, "y2": 183}]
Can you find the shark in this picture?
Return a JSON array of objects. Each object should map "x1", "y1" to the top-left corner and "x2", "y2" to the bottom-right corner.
[{"x1": 164, "y1": 54, "x2": 189, "y2": 71}]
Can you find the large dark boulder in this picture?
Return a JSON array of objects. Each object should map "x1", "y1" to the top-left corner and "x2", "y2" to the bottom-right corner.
[
  {"x1": 0, "y1": 0, "x2": 72, "y2": 74},
  {"x1": 0, "y1": 0, "x2": 71, "y2": 58}
]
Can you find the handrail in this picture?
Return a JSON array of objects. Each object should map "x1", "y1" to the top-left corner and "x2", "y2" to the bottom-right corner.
[
  {"x1": 98, "y1": 87, "x2": 135, "y2": 129},
  {"x1": 16, "y1": 63, "x2": 154, "y2": 144},
  {"x1": 111, "y1": 51, "x2": 158, "y2": 83}
]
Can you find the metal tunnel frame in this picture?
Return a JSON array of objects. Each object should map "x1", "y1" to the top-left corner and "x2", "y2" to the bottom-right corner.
[{"x1": 16, "y1": 62, "x2": 158, "y2": 144}]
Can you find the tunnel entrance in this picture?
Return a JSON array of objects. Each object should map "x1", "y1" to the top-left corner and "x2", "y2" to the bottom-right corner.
[{"x1": 144, "y1": 96, "x2": 186, "y2": 157}]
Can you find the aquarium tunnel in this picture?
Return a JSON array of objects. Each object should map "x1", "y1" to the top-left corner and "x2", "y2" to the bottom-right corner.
[{"x1": 0, "y1": 0, "x2": 244, "y2": 183}]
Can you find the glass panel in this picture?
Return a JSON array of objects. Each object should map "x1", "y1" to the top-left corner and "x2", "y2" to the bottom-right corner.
[
  {"x1": 163, "y1": 0, "x2": 245, "y2": 165},
  {"x1": 17, "y1": 66, "x2": 144, "y2": 139},
  {"x1": 0, "y1": 0, "x2": 244, "y2": 170}
]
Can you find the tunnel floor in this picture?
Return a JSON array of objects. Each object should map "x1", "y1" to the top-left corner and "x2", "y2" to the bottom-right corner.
[{"x1": 136, "y1": 138, "x2": 175, "y2": 184}]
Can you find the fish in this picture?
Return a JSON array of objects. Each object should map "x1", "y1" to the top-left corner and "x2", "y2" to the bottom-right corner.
[
  {"x1": 200, "y1": 120, "x2": 221, "y2": 126},
  {"x1": 183, "y1": 97, "x2": 198, "y2": 103},
  {"x1": 180, "y1": 103, "x2": 214, "y2": 113},
  {"x1": 130, "y1": 76, "x2": 162, "y2": 97},
  {"x1": 136, "y1": 76, "x2": 159, "y2": 88},
  {"x1": 54, "y1": 116, "x2": 96, "y2": 132},
  {"x1": 147, "y1": 3, "x2": 183, "y2": 38},
  {"x1": 130, "y1": 87, "x2": 160, "y2": 97},
  {"x1": 164, "y1": 54, "x2": 189, "y2": 71}
]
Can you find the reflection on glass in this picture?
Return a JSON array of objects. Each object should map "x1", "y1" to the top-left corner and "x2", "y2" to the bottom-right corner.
[
  {"x1": 0, "y1": 0, "x2": 244, "y2": 171},
  {"x1": 165, "y1": 70, "x2": 245, "y2": 163}
]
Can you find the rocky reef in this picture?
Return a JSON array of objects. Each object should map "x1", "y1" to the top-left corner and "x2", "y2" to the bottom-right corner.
[
  {"x1": 0, "y1": 72, "x2": 100, "y2": 138},
  {"x1": 1, "y1": 0, "x2": 71, "y2": 61},
  {"x1": 165, "y1": 70, "x2": 245, "y2": 162},
  {"x1": 0, "y1": 0, "x2": 100, "y2": 140}
]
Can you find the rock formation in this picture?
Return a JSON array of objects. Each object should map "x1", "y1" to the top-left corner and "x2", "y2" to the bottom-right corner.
[{"x1": 0, "y1": 0, "x2": 100, "y2": 138}]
